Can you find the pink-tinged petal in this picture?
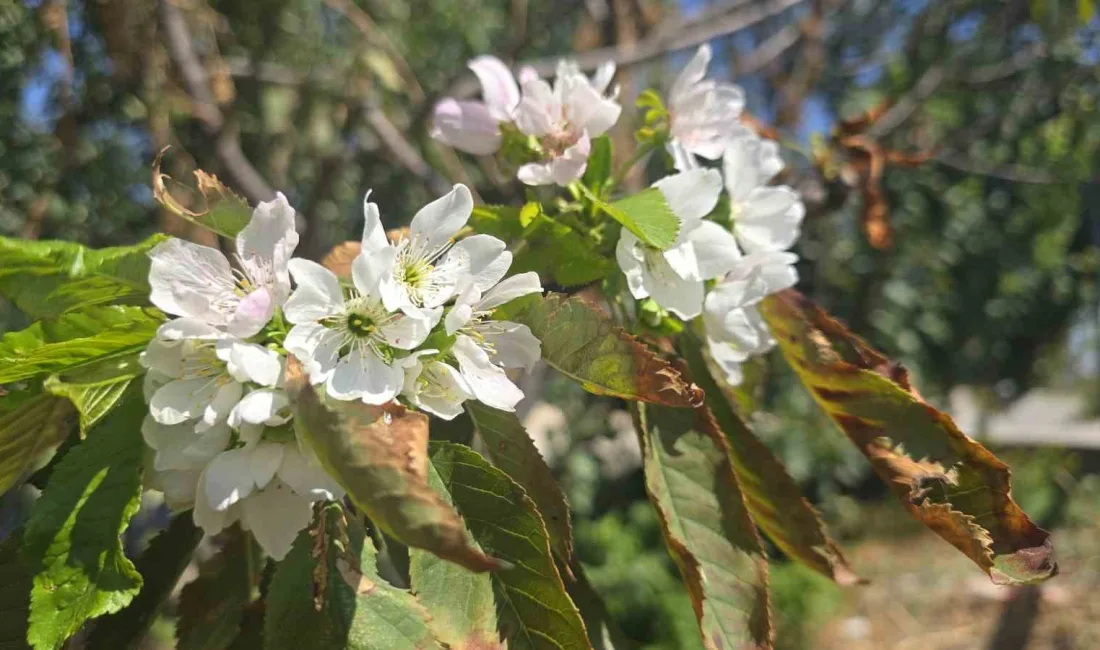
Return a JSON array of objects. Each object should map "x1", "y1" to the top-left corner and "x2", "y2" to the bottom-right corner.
[
  {"x1": 227, "y1": 287, "x2": 274, "y2": 338},
  {"x1": 549, "y1": 134, "x2": 591, "y2": 186},
  {"x1": 516, "y1": 161, "x2": 556, "y2": 186},
  {"x1": 468, "y1": 55, "x2": 520, "y2": 120},
  {"x1": 431, "y1": 99, "x2": 503, "y2": 155},
  {"x1": 514, "y1": 78, "x2": 558, "y2": 136},
  {"x1": 148, "y1": 238, "x2": 235, "y2": 324}
]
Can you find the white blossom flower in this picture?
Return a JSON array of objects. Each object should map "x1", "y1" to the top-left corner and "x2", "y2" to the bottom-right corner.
[
  {"x1": 191, "y1": 427, "x2": 344, "y2": 560},
  {"x1": 431, "y1": 56, "x2": 521, "y2": 155},
  {"x1": 704, "y1": 251, "x2": 798, "y2": 384},
  {"x1": 615, "y1": 169, "x2": 742, "y2": 319},
  {"x1": 149, "y1": 194, "x2": 299, "y2": 338},
  {"x1": 667, "y1": 45, "x2": 749, "y2": 172},
  {"x1": 283, "y1": 253, "x2": 435, "y2": 405},
  {"x1": 513, "y1": 60, "x2": 622, "y2": 186},
  {"x1": 139, "y1": 319, "x2": 282, "y2": 428},
  {"x1": 401, "y1": 357, "x2": 475, "y2": 421},
  {"x1": 362, "y1": 185, "x2": 512, "y2": 313},
  {"x1": 723, "y1": 133, "x2": 804, "y2": 253}
]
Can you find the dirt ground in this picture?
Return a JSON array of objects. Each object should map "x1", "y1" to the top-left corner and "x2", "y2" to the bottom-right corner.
[{"x1": 813, "y1": 507, "x2": 1100, "y2": 650}]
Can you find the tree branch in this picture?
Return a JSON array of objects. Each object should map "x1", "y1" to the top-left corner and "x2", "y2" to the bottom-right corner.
[{"x1": 158, "y1": 0, "x2": 275, "y2": 205}]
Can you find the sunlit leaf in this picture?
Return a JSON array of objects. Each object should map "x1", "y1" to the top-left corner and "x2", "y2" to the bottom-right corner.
[
  {"x1": 466, "y1": 402, "x2": 573, "y2": 562},
  {"x1": 425, "y1": 442, "x2": 592, "y2": 650},
  {"x1": 87, "y1": 515, "x2": 202, "y2": 650},
  {"x1": 44, "y1": 353, "x2": 144, "y2": 435},
  {"x1": 153, "y1": 149, "x2": 253, "y2": 238},
  {"x1": 681, "y1": 333, "x2": 860, "y2": 585},
  {"x1": 635, "y1": 402, "x2": 772, "y2": 650},
  {"x1": 176, "y1": 526, "x2": 263, "y2": 650},
  {"x1": 507, "y1": 293, "x2": 702, "y2": 407},
  {"x1": 285, "y1": 358, "x2": 500, "y2": 573},
  {"x1": 0, "y1": 235, "x2": 165, "y2": 319},
  {"x1": 0, "y1": 390, "x2": 75, "y2": 498},
  {"x1": 759, "y1": 289, "x2": 1057, "y2": 585},
  {"x1": 265, "y1": 503, "x2": 443, "y2": 650},
  {"x1": 0, "y1": 306, "x2": 161, "y2": 385},
  {"x1": 22, "y1": 389, "x2": 146, "y2": 650},
  {"x1": 593, "y1": 187, "x2": 679, "y2": 249}
]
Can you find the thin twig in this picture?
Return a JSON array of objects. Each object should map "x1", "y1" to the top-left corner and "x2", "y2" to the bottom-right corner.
[{"x1": 158, "y1": 0, "x2": 275, "y2": 204}]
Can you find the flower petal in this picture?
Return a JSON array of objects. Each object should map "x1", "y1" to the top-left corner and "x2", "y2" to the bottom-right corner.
[
  {"x1": 514, "y1": 78, "x2": 558, "y2": 136},
  {"x1": 226, "y1": 287, "x2": 274, "y2": 338},
  {"x1": 652, "y1": 168, "x2": 723, "y2": 227},
  {"x1": 452, "y1": 335, "x2": 524, "y2": 412},
  {"x1": 686, "y1": 221, "x2": 743, "y2": 280},
  {"x1": 736, "y1": 186, "x2": 804, "y2": 253},
  {"x1": 468, "y1": 55, "x2": 520, "y2": 120},
  {"x1": 549, "y1": 134, "x2": 591, "y2": 185},
  {"x1": 615, "y1": 230, "x2": 649, "y2": 300},
  {"x1": 381, "y1": 308, "x2": 437, "y2": 350},
  {"x1": 150, "y1": 378, "x2": 220, "y2": 425},
  {"x1": 477, "y1": 272, "x2": 542, "y2": 311},
  {"x1": 148, "y1": 239, "x2": 235, "y2": 324},
  {"x1": 277, "y1": 446, "x2": 344, "y2": 502},
  {"x1": 236, "y1": 192, "x2": 299, "y2": 263},
  {"x1": 230, "y1": 388, "x2": 292, "y2": 427},
  {"x1": 201, "y1": 381, "x2": 244, "y2": 429},
  {"x1": 204, "y1": 448, "x2": 255, "y2": 511},
  {"x1": 450, "y1": 234, "x2": 511, "y2": 294},
  {"x1": 409, "y1": 184, "x2": 474, "y2": 252},
  {"x1": 222, "y1": 340, "x2": 282, "y2": 387},
  {"x1": 516, "y1": 161, "x2": 556, "y2": 186},
  {"x1": 193, "y1": 468, "x2": 238, "y2": 534},
  {"x1": 361, "y1": 190, "x2": 389, "y2": 253},
  {"x1": 671, "y1": 45, "x2": 711, "y2": 103},
  {"x1": 241, "y1": 480, "x2": 313, "y2": 560},
  {"x1": 352, "y1": 246, "x2": 397, "y2": 297},
  {"x1": 481, "y1": 321, "x2": 541, "y2": 371},
  {"x1": 284, "y1": 323, "x2": 342, "y2": 384},
  {"x1": 249, "y1": 441, "x2": 285, "y2": 490},
  {"x1": 430, "y1": 99, "x2": 503, "y2": 155},
  {"x1": 285, "y1": 259, "x2": 344, "y2": 324}
]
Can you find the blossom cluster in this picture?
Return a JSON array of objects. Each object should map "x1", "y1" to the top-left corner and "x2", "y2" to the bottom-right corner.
[
  {"x1": 433, "y1": 45, "x2": 803, "y2": 384},
  {"x1": 140, "y1": 186, "x2": 542, "y2": 558}
]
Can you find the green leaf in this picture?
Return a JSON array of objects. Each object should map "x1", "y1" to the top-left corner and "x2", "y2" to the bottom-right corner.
[
  {"x1": 680, "y1": 333, "x2": 860, "y2": 585},
  {"x1": 0, "y1": 306, "x2": 162, "y2": 385},
  {"x1": 583, "y1": 136, "x2": 613, "y2": 194},
  {"x1": 596, "y1": 187, "x2": 679, "y2": 249},
  {"x1": 87, "y1": 515, "x2": 202, "y2": 650},
  {"x1": 0, "y1": 390, "x2": 75, "y2": 497},
  {"x1": 635, "y1": 403, "x2": 772, "y2": 650},
  {"x1": 507, "y1": 293, "x2": 702, "y2": 407},
  {"x1": 176, "y1": 526, "x2": 263, "y2": 650},
  {"x1": 408, "y1": 461, "x2": 499, "y2": 650},
  {"x1": 466, "y1": 402, "x2": 573, "y2": 561},
  {"x1": 153, "y1": 153, "x2": 253, "y2": 238},
  {"x1": 265, "y1": 503, "x2": 443, "y2": 650},
  {"x1": 44, "y1": 353, "x2": 145, "y2": 435},
  {"x1": 425, "y1": 442, "x2": 591, "y2": 650},
  {"x1": 563, "y1": 560, "x2": 631, "y2": 650},
  {"x1": 0, "y1": 532, "x2": 33, "y2": 650},
  {"x1": 285, "y1": 359, "x2": 500, "y2": 573},
  {"x1": 471, "y1": 205, "x2": 615, "y2": 288},
  {"x1": 759, "y1": 289, "x2": 1057, "y2": 585},
  {"x1": 22, "y1": 388, "x2": 146, "y2": 650},
  {"x1": 1080, "y1": 0, "x2": 1097, "y2": 22},
  {"x1": 0, "y1": 235, "x2": 165, "y2": 319}
]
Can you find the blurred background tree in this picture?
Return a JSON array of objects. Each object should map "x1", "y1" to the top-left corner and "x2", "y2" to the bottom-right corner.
[{"x1": 2, "y1": 0, "x2": 1099, "y2": 648}]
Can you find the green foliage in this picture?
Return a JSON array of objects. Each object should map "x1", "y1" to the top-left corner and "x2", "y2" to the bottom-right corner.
[
  {"x1": 508, "y1": 293, "x2": 700, "y2": 407},
  {"x1": 0, "y1": 389, "x2": 74, "y2": 497},
  {"x1": 0, "y1": 306, "x2": 160, "y2": 385},
  {"x1": 0, "y1": 236, "x2": 165, "y2": 320},
  {"x1": 86, "y1": 515, "x2": 202, "y2": 650},
  {"x1": 425, "y1": 442, "x2": 590, "y2": 650},
  {"x1": 470, "y1": 205, "x2": 616, "y2": 287},
  {"x1": 265, "y1": 503, "x2": 442, "y2": 650},
  {"x1": 680, "y1": 334, "x2": 857, "y2": 585},
  {"x1": 634, "y1": 403, "x2": 771, "y2": 649},
  {"x1": 43, "y1": 353, "x2": 145, "y2": 435},
  {"x1": 583, "y1": 136, "x2": 614, "y2": 195},
  {"x1": 176, "y1": 528, "x2": 263, "y2": 650},
  {"x1": 465, "y1": 402, "x2": 573, "y2": 560},
  {"x1": 153, "y1": 164, "x2": 253, "y2": 239},
  {"x1": 591, "y1": 187, "x2": 680, "y2": 250},
  {"x1": 0, "y1": 532, "x2": 33, "y2": 650},
  {"x1": 21, "y1": 389, "x2": 146, "y2": 650},
  {"x1": 287, "y1": 366, "x2": 499, "y2": 572}
]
